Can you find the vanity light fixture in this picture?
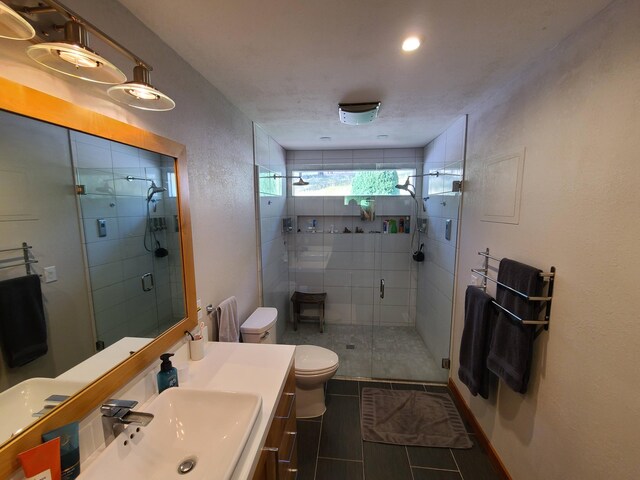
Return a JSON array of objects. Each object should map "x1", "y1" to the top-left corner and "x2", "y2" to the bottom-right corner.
[
  {"x1": 27, "y1": 20, "x2": 126, "y2": 84},
  {"x1": 108, "y1": 65, "x2": 175, "y2": 111},
  {"x1": 0, "y1": 1, "x2": 35, "y2": 40},
  {"x1": 4, "y1": 0, "x2": 175, "y2": 110}
]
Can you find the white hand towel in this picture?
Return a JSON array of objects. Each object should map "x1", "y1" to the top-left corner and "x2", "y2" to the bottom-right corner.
[{"x1": 216, "y1": 296, "x2": 239, "y2": 342}]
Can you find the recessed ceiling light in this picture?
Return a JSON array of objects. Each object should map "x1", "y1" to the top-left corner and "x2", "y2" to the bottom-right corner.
[
  {"x1": 320, "y1": 136, "x2": 331, "y2": 141},
  {"x1": 402, "y1": 36, "x2": 421, "y2": 52}
]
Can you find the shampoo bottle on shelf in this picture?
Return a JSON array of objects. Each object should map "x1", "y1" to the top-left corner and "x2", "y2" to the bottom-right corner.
[{"x1": 157, "y1": 353, "x2": 179, "y2": 393}]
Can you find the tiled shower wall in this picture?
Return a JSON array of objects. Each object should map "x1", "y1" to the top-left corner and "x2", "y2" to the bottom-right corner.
[
  {"x1": 254, "y1": 125, "x2": 290, "y2": 340},
  {"x1": 416, "y1": 116, "x2": 466, "y2": 368},
  {"x1": 286, "y1": 148, "x2": 422, "y2": 326},
  {"x1": 71, "y1": 131, "x2": 184, "y2": 347}
]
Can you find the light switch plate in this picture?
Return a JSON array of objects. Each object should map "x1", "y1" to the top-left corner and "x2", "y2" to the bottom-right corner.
[{"x1": 44, "y1": 266, "x2": 57, "y2": 283}]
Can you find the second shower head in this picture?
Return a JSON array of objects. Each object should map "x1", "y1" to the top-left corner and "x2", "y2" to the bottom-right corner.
[{"x1": 147, "y1": 181, "x2": 167, "y2": 201}]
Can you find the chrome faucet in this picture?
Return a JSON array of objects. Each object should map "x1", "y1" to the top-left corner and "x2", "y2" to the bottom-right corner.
[{"x1": 101, "y1": 399, "x2": 154, "y2": 446}]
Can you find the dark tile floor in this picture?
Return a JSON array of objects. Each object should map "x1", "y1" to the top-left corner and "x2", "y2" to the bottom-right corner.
[{"x1": 296, "y1": 379, "x2": 502, "y2": 480}]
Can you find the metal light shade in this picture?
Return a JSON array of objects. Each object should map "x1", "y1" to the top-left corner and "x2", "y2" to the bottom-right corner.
[
  {"x1": 293, "y1": 177, "x2": 309, "y2": 186},
  {"x1": 27, "y1": 21, "x2": 126, "y2": 84},
  {"x1": 0, "y1": 2, "x2": 35, "y2": 40},
  {"x1": 108, "y1": 65, "x2": 175, "y2": 111}
]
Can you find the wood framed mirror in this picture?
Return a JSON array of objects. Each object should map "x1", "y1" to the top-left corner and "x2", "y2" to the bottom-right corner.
[{"x1": 0, "y1": 76, "x2": 197, "y2": 477}]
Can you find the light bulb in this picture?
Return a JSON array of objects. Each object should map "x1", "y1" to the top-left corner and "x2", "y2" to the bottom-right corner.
[
  {"x1": 402, "y1": 36, "x2": 421, "y2": 52},
  {"x1": 57, "y1": 49, "x2": 100, "y2": 68},
  {"x1": 126, "y1": 86, "x2": 160, "y2": 100}
]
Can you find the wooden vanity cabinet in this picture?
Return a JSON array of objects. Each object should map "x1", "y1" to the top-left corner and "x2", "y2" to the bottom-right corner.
[{"x1": 252, "y1": 363, "x2": 298, "y2": 480}]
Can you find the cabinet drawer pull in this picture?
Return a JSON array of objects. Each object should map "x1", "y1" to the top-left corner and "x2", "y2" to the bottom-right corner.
[
  {"x1": 275, "y1": 392, "x2": 295, "y2": 419},
  {"x1": 264, "y1": 447, "x2": 280, "y2": 480},
  {"x1": 278, "y1": 431, "x2": 297, "y2": 464}
]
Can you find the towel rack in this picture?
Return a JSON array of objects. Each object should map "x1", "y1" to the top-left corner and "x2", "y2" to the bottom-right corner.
[
  {"x1": 0, "y1": 242, "x2": 38, "y2": 276},
  {"x1": 472, "y1": 248, "x2": 555, "y2": 332}
]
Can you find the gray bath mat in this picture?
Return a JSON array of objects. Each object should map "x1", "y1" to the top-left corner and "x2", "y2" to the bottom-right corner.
[{"x1": 361, "y1": 388, "x2": 472, "y2": 449}]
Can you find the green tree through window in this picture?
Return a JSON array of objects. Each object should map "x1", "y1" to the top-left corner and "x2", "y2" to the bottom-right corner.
[{"x1": 351, "y1": 170, "x2": 399, "y2": 195}]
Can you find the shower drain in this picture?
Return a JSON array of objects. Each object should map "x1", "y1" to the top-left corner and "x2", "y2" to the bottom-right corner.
[
  {"x1": 346, "y1": 344, "x2": 355, "y2": 350},
  {"x1": 177, "y1": 457, "x2": 197, "y2": 475}
]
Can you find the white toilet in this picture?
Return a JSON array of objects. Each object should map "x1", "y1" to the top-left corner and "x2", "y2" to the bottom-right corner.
[{"x1": 240, "y1": 307, "x2": 339, "y2": 418}]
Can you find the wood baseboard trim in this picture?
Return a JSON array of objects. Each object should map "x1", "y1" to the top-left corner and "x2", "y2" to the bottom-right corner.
[{"x1": 448, "y1": 378, "x2": 512, "y2": 480}]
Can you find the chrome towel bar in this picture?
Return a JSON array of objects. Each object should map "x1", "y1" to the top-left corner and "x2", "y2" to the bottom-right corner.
[
  {"x1": 0, "y1": 242, "x2": 38, "y2": 276},
  {"x1": 472, "y1": 248, "x2": 556, "y2": 331}
]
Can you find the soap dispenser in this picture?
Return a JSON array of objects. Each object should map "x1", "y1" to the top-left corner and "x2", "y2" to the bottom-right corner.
[{"x1": 157, "y1": 353, "x2": 179, "y2": 393}]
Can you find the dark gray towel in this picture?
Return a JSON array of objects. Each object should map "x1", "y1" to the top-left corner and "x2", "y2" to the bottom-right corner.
[
  {"x1": 458, "y1": 286, "x2": 496, "y2": 399},
  {"x1": 487, "y1": 259, "x2": 543, "y2": 394},
  {"x1": 0, "y1": 274, "x2": 48, "y2": 367}
]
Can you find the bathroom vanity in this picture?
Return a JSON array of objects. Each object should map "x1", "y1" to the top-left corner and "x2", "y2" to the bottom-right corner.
[
  {"x1": 252, "y1": 364, "x2": 298, "y2": 479},
  {"x1": 177, "y1": 341, "x2": 297, "y2": 480},
  {"x1": 72, "y1": 340, "x2": 297, "y2": 480}
]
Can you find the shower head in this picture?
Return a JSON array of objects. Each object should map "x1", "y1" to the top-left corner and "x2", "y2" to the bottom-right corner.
[
  {"x1": 270, "y1": 174, "x2": 310, "y2": 186},
  {"x1": 395, "y1": 177, "x2": 411, "y2": 190},
  {"x1": 147, "y1": 181, "x2": 167, "y2": 201},
  {"x1": 396, "y1": 178, "x2": 425, "y2": 212},
  {"x1": 395, "y1": 178, "x2": 416, "y2": 197}
]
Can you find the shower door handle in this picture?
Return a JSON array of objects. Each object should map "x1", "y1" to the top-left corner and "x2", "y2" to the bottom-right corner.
[
  {"x1": 380, "y1": 279, "x2": 385, "y2": 299},
  {"x1": 141, "y1": 272, "x2": 154, "y2": 292}
]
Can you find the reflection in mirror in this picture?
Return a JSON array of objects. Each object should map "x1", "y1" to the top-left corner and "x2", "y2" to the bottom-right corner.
[{"x1": 0, "y1": 109, "x2": 185, "y2": 444}]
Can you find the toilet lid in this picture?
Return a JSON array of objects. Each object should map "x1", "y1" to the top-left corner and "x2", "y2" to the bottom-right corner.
[{"x1": 295, "y1": 345, "x2": 339, "y2": 373}]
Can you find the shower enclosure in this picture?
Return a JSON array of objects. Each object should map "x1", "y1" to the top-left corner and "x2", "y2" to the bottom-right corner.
[
  {"x1": 255, "y1": 117, "x2": 466, "y2": 383},
  {"x1": 71, "y1": 131, "x2": 185, "y2": 349}
]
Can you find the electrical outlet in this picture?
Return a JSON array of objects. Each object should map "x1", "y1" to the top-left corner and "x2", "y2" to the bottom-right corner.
[
  {"x1": 197, "y1": 298, "x2": 203, "y2": 320},
  {"x1": 44, "y1": 266, "x2": 57, "y2": 283}
]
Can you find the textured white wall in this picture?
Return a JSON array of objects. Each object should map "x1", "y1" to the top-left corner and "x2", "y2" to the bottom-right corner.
[
  {"x1": 452, "y1": 1, "x2": 640, "y2": 478},
  {"x1": 0, "y1": 0, "x2": 258, "y2": 321}
]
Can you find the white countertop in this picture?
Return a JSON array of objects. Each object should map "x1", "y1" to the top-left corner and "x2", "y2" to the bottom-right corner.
[
  {"x1": 164, "y1": 341, "x2": 295, "y2": 480},
  {"x1": 57, "y1": 337, "x2": 153, "y2": 384}
]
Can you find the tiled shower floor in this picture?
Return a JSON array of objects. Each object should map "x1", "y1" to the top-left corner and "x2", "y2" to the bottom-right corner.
[{"x1": 280, "y1": 323, "x2": 448, "y2": 383}]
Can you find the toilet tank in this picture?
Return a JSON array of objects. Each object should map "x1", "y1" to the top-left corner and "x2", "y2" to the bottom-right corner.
[{"x1": 240, "y1": 307, "x2": 277, "y2": 344}]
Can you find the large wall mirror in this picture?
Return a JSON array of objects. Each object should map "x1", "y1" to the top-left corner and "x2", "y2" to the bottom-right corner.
[{"x1": 0, "y1": 77, "x2": 196, "y2": 476}]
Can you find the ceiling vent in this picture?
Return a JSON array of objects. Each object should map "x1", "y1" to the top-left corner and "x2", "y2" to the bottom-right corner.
[{"x1": 338, "y1": 102, "x2": 381, "y2": 125}]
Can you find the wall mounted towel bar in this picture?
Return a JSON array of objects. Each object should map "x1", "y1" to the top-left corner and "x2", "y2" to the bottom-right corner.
[
  {"x1": 0, "y1": 242, "x2": 38, "y2": 276},
  {"x1": 472, "y1": 248, "x2": 555, "y2": 331}
]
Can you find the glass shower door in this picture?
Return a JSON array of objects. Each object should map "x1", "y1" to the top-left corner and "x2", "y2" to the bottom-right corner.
[{"x1": 72, "y1": 133, "x2": 184, "y2": 349}]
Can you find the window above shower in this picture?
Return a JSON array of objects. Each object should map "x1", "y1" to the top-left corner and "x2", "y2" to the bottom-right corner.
[{"x1": 290, "y1": 168, "x2": 416, "y2": 197}]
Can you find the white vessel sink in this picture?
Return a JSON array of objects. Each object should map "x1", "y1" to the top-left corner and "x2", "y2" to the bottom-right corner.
[
  {"x1": 0, "y1": 378, "x2": 85, "y2": 442},
  {"x1": 80, "y1": 388, "x2": 262, "y2": 480}
]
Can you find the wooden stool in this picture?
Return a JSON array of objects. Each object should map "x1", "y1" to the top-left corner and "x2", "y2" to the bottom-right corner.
[{"x1": 291, "y1": 291, "x2": 327, "y2": 332}]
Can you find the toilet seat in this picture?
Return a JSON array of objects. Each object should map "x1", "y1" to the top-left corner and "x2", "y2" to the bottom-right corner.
[
  {"x1": 295, "y1": 345, "x2": 339, "y2": 374},
  {"x1": 295, "y1": 364, "x2": 339, "y2": 377}
]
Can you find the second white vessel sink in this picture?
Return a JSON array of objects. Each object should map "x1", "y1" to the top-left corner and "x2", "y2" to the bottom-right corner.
[
  {"x1": 0, "y1": 378, "x2": 85, "y2": 442},
  {"x1": 80, "y1": 388, "x2": 262, "y2": 480}
]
